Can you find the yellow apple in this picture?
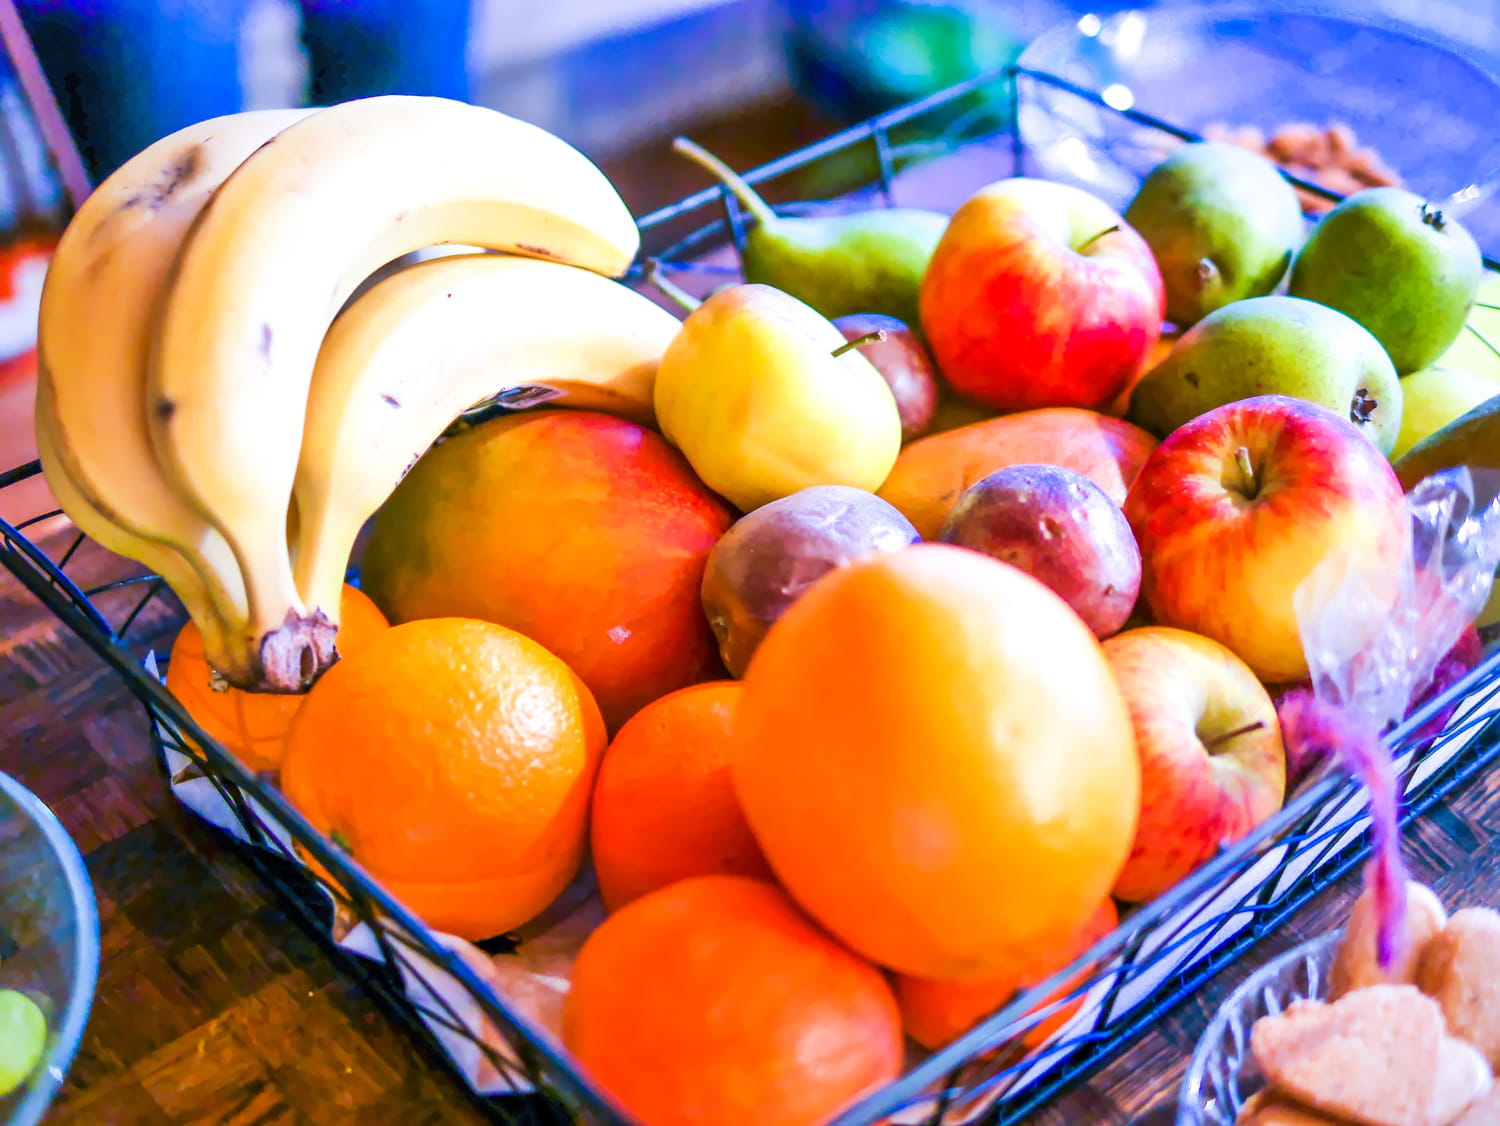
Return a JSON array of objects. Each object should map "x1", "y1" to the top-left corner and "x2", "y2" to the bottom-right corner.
[{"x1": 1391, "y1": 365, "x2": 1499, "y2": 460}]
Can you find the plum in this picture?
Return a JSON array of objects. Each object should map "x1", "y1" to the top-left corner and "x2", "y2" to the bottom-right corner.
[
  {"x1": 832, "y1": 313, "x2": 940, "y2": 443},
  {"x1": 938, "y1": 464, "x2": 1141, "y2": 638},
  {"x1": 701, "y1": 485, "x2": 920, "y2": 677}
]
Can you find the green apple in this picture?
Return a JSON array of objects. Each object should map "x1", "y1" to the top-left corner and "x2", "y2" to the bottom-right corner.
[
  {"x1": 1288, "y1": 186, "x2": 1482, "y2": 374},
  {"x1": 1125, "y1": 140, "x2": 1306, "y2": 328},
  {"x1": 1128, "y1": 295, "x2": 1403, "y2": 454},
  {"x1": 1391, "y1": 365, "x2": 1499, "y2": 460},
  {"x1": 0, "y1": 989, "x2": 46, "y2": 1097}
]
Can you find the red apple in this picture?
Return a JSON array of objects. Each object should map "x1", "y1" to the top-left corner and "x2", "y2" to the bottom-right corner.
[
  {"x1": 1103, "y1": 626, "x2": 1287, "y2": 903},
  {"x1": 832, "y1": 313, "x2": 940, "y2": 443},
  {"x1": 1124, "y1": 395, "x2": 1409, "y2": 684},
  {"x1": 919, "y1": 177, "x2": 1165, "y2": 412},
  {"x1": 938, "y1": 463, "x2": 1140, "y2": 638}
]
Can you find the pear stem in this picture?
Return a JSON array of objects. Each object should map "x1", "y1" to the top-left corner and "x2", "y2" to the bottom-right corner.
[
  {"x1": 1077, "y1": 224, "x2": 1121, "y2": 253},
  {"x1": 831, "y1": 329, "x2": 887, "y2": 358},
  {"x1": 1203, "y1": 719, "x2": 1267, "y2": 752},
  {"x1": 644, "y1": 258, "x2": 702, "y2": 314},
  {"x1": 1234, "y1": 446, "x2": 1257, "y2": 496},
  {"x1": 673, "y1": 136, "x2": 779, "y2": 230}
]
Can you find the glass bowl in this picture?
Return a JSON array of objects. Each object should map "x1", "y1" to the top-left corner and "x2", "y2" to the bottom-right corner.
[
  {"x1": 1015, "y1": 4, "x2": 1500, "y2": 251},
  {"x1": 1176, "y1": 930, "x2": 1341, "y2": 1126},
  {"x1": 0, "y1": 771, "x2": 99, "y2": 1126}
]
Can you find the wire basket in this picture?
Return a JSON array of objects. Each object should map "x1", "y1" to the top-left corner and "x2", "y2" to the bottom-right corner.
[{"x1": 4, "y1": 61, "x2": 1500, "y2": 1126}]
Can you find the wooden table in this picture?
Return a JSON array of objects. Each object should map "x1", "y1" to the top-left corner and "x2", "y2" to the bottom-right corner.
[{"x1": 2, "y1": 514, "x2": 1497, "y2": 1126}]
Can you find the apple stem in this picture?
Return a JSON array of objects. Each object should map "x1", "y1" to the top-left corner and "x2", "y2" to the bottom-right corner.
[
  {"x1": 1203, "y1": 719, "x2": 1267, "y2": 752},
  {"x1": 831, "y1": 329, "x2": 887, "y2": 358},
  {"x1": 1234, "y1": 446, "x2": 1257, "y2": 496},
  {"x1": 644, "y1": 258, "x2": 702, "y2": 314},
  {"x1": 1077, "y1": 224, "x2": 1121, "y2": 253},
  {"x1": 673, "y1": 136, "x2": 780, "y2": 230}
]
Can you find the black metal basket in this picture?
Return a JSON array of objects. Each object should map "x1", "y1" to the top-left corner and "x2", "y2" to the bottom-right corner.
[{"x1": 4, "y1": 62, "x2": 1500, "y2": 1126}]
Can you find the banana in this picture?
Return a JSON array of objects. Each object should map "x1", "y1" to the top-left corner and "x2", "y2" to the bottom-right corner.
[
  {"x1": 37, "y1": 107, "x2": 316, "y2": 688},
  {"x1": 33, "y1": 369, "x2": 252, "y2": 684},
  {"x1": 147, "y1": 95, "x2": 641, "y2": 691},
  {"x1": 290, "y1": 252, "x2": 681, "y2": 621}
]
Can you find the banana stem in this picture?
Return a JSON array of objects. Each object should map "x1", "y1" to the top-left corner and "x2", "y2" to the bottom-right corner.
[
  {"x1": 832, "y1": 329, "x2": 887, "y2": 358},
  {"x1": 673, "y1": 136, "x2": 779, "y2": 230},
  {"x1": 645, "y1": 259, "x2": 702, "y2": 314}
]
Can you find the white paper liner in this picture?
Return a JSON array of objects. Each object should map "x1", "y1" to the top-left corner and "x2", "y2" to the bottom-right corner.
[{"x1": 143, "y1": 647, "x2": 1500, "y2": 1123}]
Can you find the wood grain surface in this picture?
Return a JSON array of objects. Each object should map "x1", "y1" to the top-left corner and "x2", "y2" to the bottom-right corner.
[{"x1": 2, "y1": 516, "x2": 1498, "y2": 1126}]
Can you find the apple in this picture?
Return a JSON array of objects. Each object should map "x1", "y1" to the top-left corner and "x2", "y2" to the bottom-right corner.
[
  {"x1": 1123, "y1": 394, "x2": 1409, "y2": 684},
  {"x1": 938, "y1": 463, "x2": 1141, "y2": 638},
  {"x1": 1103, "y1": 626, "x2": 1286, "y2": 903},
  {"x1": 919, "y1": 176, "x2": 1165, "y2": 412},
  {"x1": 832, "y1": 313, "x2": 940, "y2": 442}
]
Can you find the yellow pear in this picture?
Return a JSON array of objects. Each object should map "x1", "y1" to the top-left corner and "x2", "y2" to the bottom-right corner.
[
  {"x1": 652, "y1": 279, "x2": 903, "y2": 512},
  {"x1": 1391, "y1": 365, "x2": 1499, "y2": 460}
]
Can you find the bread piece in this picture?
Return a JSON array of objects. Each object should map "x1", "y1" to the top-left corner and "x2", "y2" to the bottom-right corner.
[
  {"x1": 1237, "y1": 1089, "x2": 1353, "y2": 1124},
  {"x1": 1331, "y1": 882, "x2": 1448, "y2": 999},
  {"x1": 1433, "y1": 1035, "x2": 1494, "y2": 1126},
  {"x1": 1250, "y1": 986, "x2": 1446, "y2": 1126},
  {"x1": 1418, "y1": 908, "x2": 1500, "y2": 1070},
  {"x1": 1455, "y1": 1084, "x2": 1500, "y2": 1125}
]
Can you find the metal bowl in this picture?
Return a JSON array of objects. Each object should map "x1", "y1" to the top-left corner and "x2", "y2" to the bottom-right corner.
[
  {"x1": 1016, "y1": 4, "x2": 1500, "y2": 249},
  {"x1": 1176, "y1": 930, "x2": 1342, "y2": 1126},
  {"x1": 0, "y1": 771, "x2": 99, "y2": 1126}
]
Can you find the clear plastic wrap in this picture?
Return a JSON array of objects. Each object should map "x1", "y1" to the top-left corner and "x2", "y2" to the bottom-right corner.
[{"x1": 1279, "y1": 466, "x2": 1500, "y2": 970}]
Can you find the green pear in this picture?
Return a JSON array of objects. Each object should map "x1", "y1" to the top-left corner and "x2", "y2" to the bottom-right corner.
[
  {"x1": 674, "y1": 137, "x2": 949, "y2": 328},
  {"x1": 1124, "y1": 140, "x2": 1305, "y2": 327},
  {"x1": 1128, "y1": 295, "x2": 1403, "y2": 454},
  {"x1": 1288, "y1": 186, "x2": 1482, "y2": 374}
]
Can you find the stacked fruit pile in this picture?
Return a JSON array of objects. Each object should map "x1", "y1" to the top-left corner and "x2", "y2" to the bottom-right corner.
[{"x1": 35, "y1": 93, "x2": 1500, "y2": 1125}]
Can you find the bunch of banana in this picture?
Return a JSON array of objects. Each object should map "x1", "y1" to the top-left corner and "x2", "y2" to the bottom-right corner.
[{"x1": 38, "y1": 95, "x2": 681, "y2": 694}]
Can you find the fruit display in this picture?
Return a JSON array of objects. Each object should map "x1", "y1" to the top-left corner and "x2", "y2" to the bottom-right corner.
[{"x1": 29, "y1": 83, "x2": 1500, "y2": 1126}]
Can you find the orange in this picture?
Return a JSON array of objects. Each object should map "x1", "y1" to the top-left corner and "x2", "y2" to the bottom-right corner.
[
  {"x1": 589, "y1": 681, "x2": 774, "y2": 911},
  {"x1": 895, "y1": 897, "x2": 1118, "y2": 1051},
  {"x1": 165, "y1": 584, "x2": 389, "y2": 773},
  {"x1": 360, "y1": 410, "x2": 734, "y2": 732},
  {"x1": 733, "y1": 543, "x2": 1140, "y2": 981},
  {"x1": 280, "y1": 617, "x2": 605, "y2": 941},
  {"x1": 563, "y1": 875, "x2": 903, "y2": 1126},
  {"x1": 875, "y1": 407, "x2": 1158, "y2": 538}
]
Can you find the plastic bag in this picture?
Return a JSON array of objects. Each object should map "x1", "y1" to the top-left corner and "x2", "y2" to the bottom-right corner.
[{"x1": 1279, "y1": 466, "x2": 1500, "y2": 970}]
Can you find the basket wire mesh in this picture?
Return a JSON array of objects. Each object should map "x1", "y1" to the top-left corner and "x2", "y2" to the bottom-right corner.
[{"x1": 2, "y1": 60, "x2": 1499, "y2": 1126}]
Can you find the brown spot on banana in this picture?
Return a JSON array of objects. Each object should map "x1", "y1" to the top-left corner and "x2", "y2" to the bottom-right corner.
[{"x1": 259, "y1": 323, "x2": 273, "y2": 362}]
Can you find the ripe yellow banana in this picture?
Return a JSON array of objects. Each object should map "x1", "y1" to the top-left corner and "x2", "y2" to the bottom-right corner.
[
  {"x1": 37, "y1": 107, "x2": 316, "y2": 688},
  {"x1": 290, "y1": 252, "x2": 681, "y2": 622},
  {"x1": 33, "y1": 371, "x2": 252, "y2": 684},
  {"x1": 147, "y1": 95, "x2": 641, "y2": 691}
]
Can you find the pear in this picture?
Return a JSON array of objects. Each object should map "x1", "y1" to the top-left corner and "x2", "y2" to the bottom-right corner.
[
  {"x1": 649, "y1": 268, "x2": 903, "y2": 512},
  {"x1": 1124, "y1": 140, "x2": 1305, "y2": 327},
  {"x1": 674, "y1": 137, "x2": 949, "y2": 327},
  {"x1": 1392, "y1": 365, "x2": 1498, "y2": 460},
  {"x1": 1288, "y1": 186, "x2": 1482, "y2": 374},
  {"x1": 1128, "y1": 295, "x2": 1403, "y2": 454},
  {"x1": 1392, "y1": 392, "x2": 1500, "y2": 501}
]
